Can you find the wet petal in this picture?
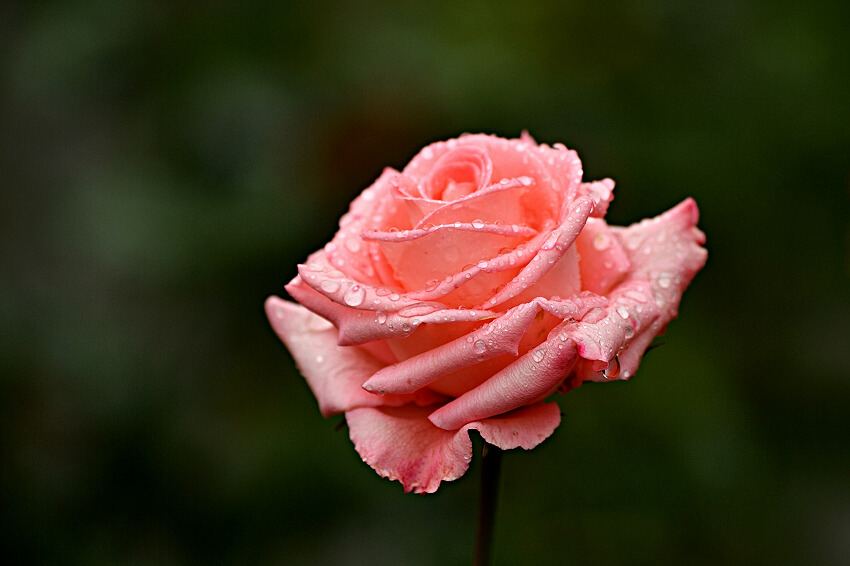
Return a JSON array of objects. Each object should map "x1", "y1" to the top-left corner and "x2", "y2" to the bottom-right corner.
[
  {"x1": 286, "y1": 278, "x2": 496, "y2": 346},
  {"x1": 419, "y1": 145, "x2": 493, "y2": 200},
  {"x1": 574, "y1": 217, "x2": 631, "y2": 295},
  {"x1": 428, "y1": 323, "x2": 581, "y2": 430},
  {"x1": 363, "y1": 295, "x2": 605, "y2": 395},
  {"x1": 479, "y1": 197, "x2": 594, "y2": 309},
  {"x1": 264, "y1": 297, "x2": 444, "y2": 416},
  {"x1": 346, "y1": 402, "x2": 560, "y2": 493}
]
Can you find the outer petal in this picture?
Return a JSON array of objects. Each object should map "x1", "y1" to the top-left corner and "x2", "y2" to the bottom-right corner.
[
  {"x1": 574, "y1": 217, "x2": 631, "y2": 295},
  {"x1": 428, "y1": 322, "x2": 581, "y2": 430},
  {"x1": 362, "y1": 295, "x2": 606, "y2": 395},
  {"x1": 614, "y1": 198, "x2": 707, "y2": 321},
  {"x1": 574, "y1": 198, "x2": 707, "y2": 382},
  {"x1": 286, "y1": 278, "x2": 497, "y2": 346},
  {"x1": 264, "y1": 297, "x2": 444, "y2": 416},
  {"x1": 346, "y1": 402, "x2": 561, "y2": 493}
]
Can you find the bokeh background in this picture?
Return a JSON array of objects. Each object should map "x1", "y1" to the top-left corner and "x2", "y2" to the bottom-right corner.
[{"x1": 2, "y1": 1, "x2": 848, "y2": 564}]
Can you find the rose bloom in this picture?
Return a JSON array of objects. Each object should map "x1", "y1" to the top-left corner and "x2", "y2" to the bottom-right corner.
[{"x1": 266, "y1": 133, "x2": 706, "y2": 493}]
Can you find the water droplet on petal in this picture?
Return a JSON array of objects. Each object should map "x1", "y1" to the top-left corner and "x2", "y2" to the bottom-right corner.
[
  {"x1": 616, "y1": 305, "x2": 630, "y2": 319},
  {"x1": 424, "y1": 279, "x2": 440, "y2": 291},
  {"x1": 472, "y1": 219, "x2": 485, "y2": 229},
  {"x1": 320, "y1": 279, "x2": 341, "y2": 293},
  {"x1": 389, "y1": 293, "x2": 400, "y2": 301},
  {"x1": 375, "y1": 311, "x2": 387, "y2": 324},
  {"x1": 658, "y1": 273, "x2": 672, "y2": 289},
  {"x1": 344, "y1": 238, "x2": 361, "y2": 253},
  {"x1": 602, "y1": 356, "x2": 620, "y2": 379},
  {"x1": 593, "y1": 232, "x2": 611, "y2": 250},
  {"x1": 532, "y1": 348, "x2": 546, "y2": 363},
  {"x1": 376, "y1": 287, "x2": 390, "y2": 296},
  {"x1": 624, "y1": 325, "x2": 635, "y2": 339},
  {"x1": 343, "y1": 284, "x2": 366, "y2": 306},
  {"x1": 473, "y1": 340, "x2": 487, "y2": 354}
]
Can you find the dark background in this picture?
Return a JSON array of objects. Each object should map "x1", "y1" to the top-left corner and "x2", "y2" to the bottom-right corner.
[{"x1": 2, "y1": 1, "x2": 848, "y2": 565}]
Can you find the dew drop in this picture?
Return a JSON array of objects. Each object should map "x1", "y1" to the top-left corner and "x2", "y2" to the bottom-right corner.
[
  {"x1": 320, "y1": 279, "x2": 341, "y2": 293},
  {"x1": 343, "y1": 284, "x2": 366, "y2": 306},
  {"x1": 389, "y1": 293, "x2": 400, "y2": 301},
  {"x1": 376, "y1": 287, "x2": 390, "y2": 297},
  {"x1": 624, "y1": 325, "x2": 635, "y2": 339},
  {"x1": 532, "y1": 348, "x2": 546, "y2": 363},
  {"x1": 518, "y1": 176, "x2": 533, "y2": 186},
  {"x1": 472, "y1": 219, "x2": 485, "y2": 229},
  {"x1": 616, "y1": 306, "x2": 630, "y2": 319},
  {"x1": 477, "y1": 260, "x2": 488, "y2": 269},
  {"x1": 473, "y1": 340, "x2": 487, "y2": 354},
  {"x1": 344, "y1": 239, "x2": 361, "y2": 253},
  {"x1": 602, "y1": 356, "x2": 620, "y2": 379},
  {"x1": 375, "y1": 311, "x2": 387, "y2": 324},
  {"x1": 658, "y1": 273, "x2": 672, "y2": 289},
  {"x1": 316, "y1": 355, "x2": 324, "y2": 364},
  {"x1": 424, "y1": 278, "x2": 440, "y2": 291},
  {"x1": 401, "y1": 322, "x2": 411, "y2": 332},
  {"x1": 593, "y1": 232, "x2": 611, "y2": 250}
]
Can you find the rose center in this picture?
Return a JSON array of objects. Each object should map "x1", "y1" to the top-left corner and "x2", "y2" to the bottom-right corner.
[{"x1": 421, "y1": 146, "x2": 492, "y2": 201}]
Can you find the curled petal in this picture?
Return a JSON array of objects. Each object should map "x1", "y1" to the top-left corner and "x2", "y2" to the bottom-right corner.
[
  {"x1": 578, "y1": 178, "x2": 615, "y2": 218},
  {"x1": 565, "y1": 280, "x2": 661, "y2": 381},
  {"x1": 265, "y1": 298, "x2": 444, "y2": 416},
  {"x1": 415, "y1": 177, "x2": 532, "y2": 231},
  {"x1": 613, "y1": 198, "x2": 708, "y2": 320},
  {"x1": 346, "y1": 402, "x2": 561, "y2": 494},
  {"x1": 480, "y1": 197, "x2": 594, "y2": 309},
  {"x1": 419, "y1": 145, "x2": 493, "y2": 200},
  {"x1": 428, "y1": 324, "x2": 581, "y2": 430},
  {"x1": 363, "y1": 295, "x2": 606, "y2": 395},
  {"x1": 286, "y1": 279, "x2": 496, "y2": 346}
]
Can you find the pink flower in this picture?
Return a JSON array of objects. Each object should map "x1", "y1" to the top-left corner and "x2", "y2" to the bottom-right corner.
[{"x1": 266, "y1": 133, "x2": 707, "y2": 493}]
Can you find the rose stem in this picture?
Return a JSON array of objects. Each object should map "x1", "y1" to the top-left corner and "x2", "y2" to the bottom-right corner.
[{"x1": 473, "y1": 444, "x2": 503, "y2": 566}]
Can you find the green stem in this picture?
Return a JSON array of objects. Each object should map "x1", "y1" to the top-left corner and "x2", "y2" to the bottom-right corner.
[{"x1": 473, "y1": 444, "x2": 503, "y2": 566}]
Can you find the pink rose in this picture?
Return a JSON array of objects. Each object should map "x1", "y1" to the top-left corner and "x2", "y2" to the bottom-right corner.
[{"x1": 266, "y1": 133, "x2": 706, "y2": 493}]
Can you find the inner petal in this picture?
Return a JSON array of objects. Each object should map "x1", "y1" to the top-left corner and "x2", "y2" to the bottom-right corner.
[{"x1": 420, "y1": 146, "x2": 492, "y2": 201}]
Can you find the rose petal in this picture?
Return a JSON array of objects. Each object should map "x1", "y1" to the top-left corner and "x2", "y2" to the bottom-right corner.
[
  {"x1": 428, "y1": 323, "x2": 581, "y2": 430},
  {"x1": 565, "y1": 280, "x2": 661, "y2": 381},
  {"x1": 415, "y1": 177, "x2": 532, "y2": 231},
  {"x1": 480, "y1": 196, "x2": 594, "y2": 309},
  {"x1": 346, "y1": 402, "x2": 561, "y2": 493},
  {"x1": 575, "y1": 217, "x2": 631, "y2": 294},
  {"x1": 265, "y1": 297, "x2": 444, "y2": 416},
  {"x1": 578, "y1": 178, "x2": 615, "y2": 218},
  {"x1": 363, "y1": 295, "x2": 606, "y2": 395},
  {"x1": 613, "y1": 198, "x2": 707, "y2": 320},
  {"x1": 323, "y1": 168, "x2": 408, "y2": 282},
  {"x1": 419, "y1": 145, "x2": 493, "y2": 200},
  {"x1": 364, "y1": 220, "x2": 534, "y2": 291},
  {"x1": 286, "y1": 278, "x2": 497, "y2": 346}
]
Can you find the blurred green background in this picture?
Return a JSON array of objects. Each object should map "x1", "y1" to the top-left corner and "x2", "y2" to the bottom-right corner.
[{"x1": 2, "y1": 1, "x2": 848, "y2": 564}]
